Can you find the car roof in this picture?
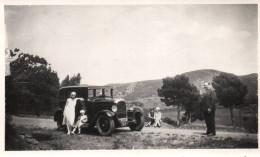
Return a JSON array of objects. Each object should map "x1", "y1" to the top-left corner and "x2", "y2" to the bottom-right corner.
[{"x1": 59, "y1": 85, "x2": 113, "y2": 91}]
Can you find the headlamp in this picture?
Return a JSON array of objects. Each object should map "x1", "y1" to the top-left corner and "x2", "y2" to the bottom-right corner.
[{"x1": 112, "y1": 105, "x2": 117, "y2": 112}]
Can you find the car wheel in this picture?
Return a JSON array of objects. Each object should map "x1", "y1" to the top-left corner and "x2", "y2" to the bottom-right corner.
[
  {"x1": 129, "y1": 112, "x2": 145, "y2": 131},
  {"x1": 97, "y1": 115, "x2": 115, "y2": 136}
]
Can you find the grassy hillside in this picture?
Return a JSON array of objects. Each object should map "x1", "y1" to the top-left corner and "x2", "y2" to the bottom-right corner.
[{"x1": 108, "y1": 69, "x2": 258, "y2": 109}]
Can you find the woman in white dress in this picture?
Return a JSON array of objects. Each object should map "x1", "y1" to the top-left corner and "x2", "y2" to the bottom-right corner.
[{"x1": 62, "y1": 91, "x2": 81, "y2": 134}]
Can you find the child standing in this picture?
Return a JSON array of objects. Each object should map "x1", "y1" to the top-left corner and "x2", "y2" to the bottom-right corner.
[{"x1": 72, "y1": 110, "x2": 88, "y2": 134}]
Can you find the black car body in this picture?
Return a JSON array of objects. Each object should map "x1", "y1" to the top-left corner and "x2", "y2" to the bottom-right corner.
[{"x1": 54, "y1": 85, "x2": 145, "y2": 136}]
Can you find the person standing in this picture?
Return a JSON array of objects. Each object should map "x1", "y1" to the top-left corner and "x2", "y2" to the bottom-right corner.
[
  {"x1": 201, "y1": 82, "x2": 216, "y2": 136},
  {"x1": 62, "y1": 91, "x2": 82, "y2": 134}
]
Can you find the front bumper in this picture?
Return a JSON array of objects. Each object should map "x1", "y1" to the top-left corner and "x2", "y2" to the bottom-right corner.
[{"x1": 117, "y1": 117, "x2": 136, "y2": 127}]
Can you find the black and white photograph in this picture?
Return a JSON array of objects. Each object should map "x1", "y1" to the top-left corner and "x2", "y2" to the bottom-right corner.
[{"x1": 2, "y1": 0, "x2": 259, "y2": 153}]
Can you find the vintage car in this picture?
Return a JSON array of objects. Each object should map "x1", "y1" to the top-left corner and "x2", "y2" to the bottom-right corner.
[{"x1": 54, "y1": 85, "x2": 145, "y2": 136}]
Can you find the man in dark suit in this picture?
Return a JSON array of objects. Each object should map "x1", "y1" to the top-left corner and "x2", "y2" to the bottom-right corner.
[{"x1": 201, "y1": 81, "x2": 216, "y2": 136}]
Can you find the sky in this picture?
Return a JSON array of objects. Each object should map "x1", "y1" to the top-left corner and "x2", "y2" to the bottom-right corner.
[{"x1": 5, "y1": 5, "x2": 258, "y2": 85}]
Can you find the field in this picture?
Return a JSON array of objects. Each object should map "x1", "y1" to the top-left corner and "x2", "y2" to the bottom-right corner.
[{"x1": 156, "y1": 107, "x2": 258, "y2": 133}]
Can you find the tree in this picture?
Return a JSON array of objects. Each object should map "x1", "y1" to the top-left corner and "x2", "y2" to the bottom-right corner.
[
  {"x1": 69, "y1": 73, "x2": 81, "y2": 85},
  {"x1": 212, "y1": 73, "x2": 248, "y2": 126},
  {"x1": 6, "y1": 49, "x2": 60, "y2": 116},
  {"x1": 61, "y1": 73, "x2": 82, "y2": 87},
  {"x1": 183, "y1": 100, "x2": 204, "y2": 123},
  {"x1": 158, "y1": 75, "x2": 200, "y2": 126},
  {"x1": 61, "y1": 75, "x2": 70, "y2": 87}
]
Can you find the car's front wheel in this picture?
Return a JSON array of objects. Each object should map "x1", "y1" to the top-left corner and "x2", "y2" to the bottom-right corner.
[
  {"x1": 96, "y1": 115, "x2": 115, "y2": 136},
  {"x1": 129, "y1": 112, "x2": 145, "y2": 131}
]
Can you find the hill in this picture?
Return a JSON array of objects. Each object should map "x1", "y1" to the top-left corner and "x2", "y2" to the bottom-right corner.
[{"x1": 108, "y1": 69, "x2": 258, "y2": 109}]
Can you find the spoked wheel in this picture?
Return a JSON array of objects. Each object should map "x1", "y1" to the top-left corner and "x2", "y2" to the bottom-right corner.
[
  {"x1": 129, "y1": 113, "x2": 145, "y2": 131},
  {"x1": 97, "y1": 115, "x2": 115, "y2": 136}
]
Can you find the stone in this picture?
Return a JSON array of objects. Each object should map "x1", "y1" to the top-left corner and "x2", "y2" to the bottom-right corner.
[
  {"x1": 18, "y1": 135, "x2": 25, "y2": 140},
  {"x1": 25, "y1": 134, "x2": 33, "y2": 138},
  {"x1": 172, "y1": 140, "x2": 182, "y2": 145},
  {"x1": 26, "y1": 138, "x2": 39, "y2": 145}
]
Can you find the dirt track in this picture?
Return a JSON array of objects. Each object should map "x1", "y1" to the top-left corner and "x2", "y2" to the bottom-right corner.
[
  {"x1": 11, "y1": 116, "x2": 257, "y2": 140},
  {"x1": 8, "y1": 116, "x2": 258, "y2": 150}
]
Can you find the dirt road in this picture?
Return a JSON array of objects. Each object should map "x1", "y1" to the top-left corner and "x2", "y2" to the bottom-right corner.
[
  {"x1": 11, "y1": 116, "x2": 257, "y2": 140},
  {"x1": 7, "y1": 116, "x2": 258, "y2": 150}
]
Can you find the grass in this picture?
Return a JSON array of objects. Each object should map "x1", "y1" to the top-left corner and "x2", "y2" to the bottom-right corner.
[{"x1": 146, "y1": 107, "x2": 258, "y2": 133}]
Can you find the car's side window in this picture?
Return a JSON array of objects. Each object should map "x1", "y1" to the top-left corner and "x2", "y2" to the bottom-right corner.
[
  {"x1": 96, "y1": 89, "x2": 102, "y2": 96},
  {"x1": 105, "y1": 89, "x2": 110, "y2": 96},
  {"x1": 88, "y1": 89, "x2": 94, "y2": 98}
]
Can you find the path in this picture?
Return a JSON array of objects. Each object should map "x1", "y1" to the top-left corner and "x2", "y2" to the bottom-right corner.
[{"x1": 12, "y1": 116, "x2": 257, "y2": 140}]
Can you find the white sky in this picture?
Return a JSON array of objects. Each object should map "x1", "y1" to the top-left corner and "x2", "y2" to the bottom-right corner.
[{"x1": 5, "y1": 5, "x2": 258, "y2": 85}]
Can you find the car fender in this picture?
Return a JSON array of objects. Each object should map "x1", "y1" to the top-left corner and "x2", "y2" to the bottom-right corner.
[
  {"x1": 131, "y1": 106, "x2": 144, "y2": 116},
  {"x1": 54, "y1": 109, "x2": 63, "y2": 121}
]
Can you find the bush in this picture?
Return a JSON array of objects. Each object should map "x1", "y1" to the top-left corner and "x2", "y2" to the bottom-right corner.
[
  {"x1": 162, "y1": 117, "x2": 179, "y2": 126},
  {"x1": 5, "y1": 113, "x2": 16, "y2": 150},
  {"x1": 182, "y1": 111, "x2": 204, "y2": 123}
]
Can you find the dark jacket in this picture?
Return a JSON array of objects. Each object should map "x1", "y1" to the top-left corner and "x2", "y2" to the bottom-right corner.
[{"x1": 200, "y1": 89, "x2": 216, "y2": 112}]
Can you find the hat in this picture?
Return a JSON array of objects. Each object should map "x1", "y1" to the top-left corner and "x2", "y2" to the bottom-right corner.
[
  {"x1": 155, "y1": 107, "x2": 160, "y2": 111},
  {"x1": 80, "y1": 110, "x2": 85, "y2": 114},
  {"x1": 71, "y1": 91, "x2": 76, "y2": 96}
]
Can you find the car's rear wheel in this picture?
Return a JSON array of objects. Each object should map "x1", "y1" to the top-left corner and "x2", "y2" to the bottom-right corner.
[
  {"x1": 129, "y1": 112, "x2": 145, "y2": 131},
  {"x1": 97, "y1": 115, "x2": 115, "y2": 136}
]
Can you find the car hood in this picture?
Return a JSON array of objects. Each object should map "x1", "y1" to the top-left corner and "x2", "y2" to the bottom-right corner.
[{"x1": 114, "y1": 98, "x2": 126, "y2": 104}]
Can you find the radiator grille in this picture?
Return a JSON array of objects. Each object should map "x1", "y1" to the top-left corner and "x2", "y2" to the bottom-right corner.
[{"x1": 117, "y1": 101, "x2": 126, "y2": 118}]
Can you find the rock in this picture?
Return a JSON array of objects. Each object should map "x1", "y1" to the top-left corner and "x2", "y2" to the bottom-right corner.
[
  {"x1": 18, "y1": 135, "x2": 25, "y2": 140},
  {"x1": 26, "y1": 138, "x2": 39, "y2": 145},
  {"x1": 172, "y1": 140, "x2": 182, "y2": 145},
  {"x1": 25, "y1": 134, "x2": 33, "y2": 138}
]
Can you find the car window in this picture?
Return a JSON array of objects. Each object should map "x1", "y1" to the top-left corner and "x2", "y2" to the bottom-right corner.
[
  {"x1": 96, "y1": 89, "x2": 102, "y2": 96},
  {"x1": 88, "y1": 89, "x2": 94, "y2": 98},
  {"x1": 59, "y1": 88, "x2": 88, "y2": 100},
  {"x1": 105, "y1": 89, "x2": 111, "y2": 97}
]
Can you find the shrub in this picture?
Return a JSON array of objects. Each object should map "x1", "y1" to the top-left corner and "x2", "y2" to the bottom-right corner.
[{"x1": 162, "y1": 117, "x2": 178, "y2": 126}]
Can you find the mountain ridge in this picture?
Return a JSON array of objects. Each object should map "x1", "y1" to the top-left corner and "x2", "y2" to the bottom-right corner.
[{"x1": 107, "y1": 69, "x2": 258, "y2": 109}]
